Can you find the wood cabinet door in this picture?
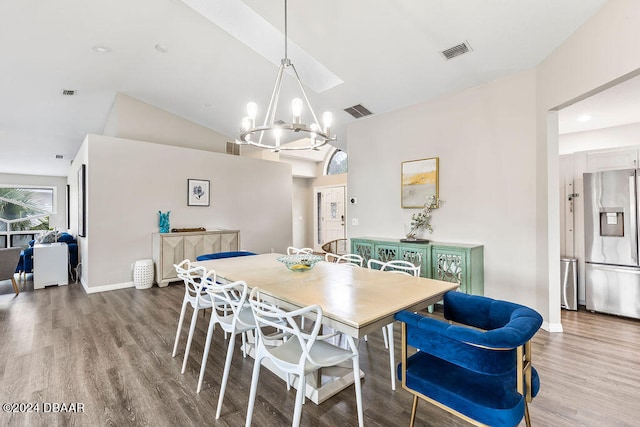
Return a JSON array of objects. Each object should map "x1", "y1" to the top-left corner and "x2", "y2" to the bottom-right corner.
[
  {"x1": 374, "y1": 244, "x2": 400, "y2": 264},
  {"x1": 351, "y1": 240, "x2": 373, "y2": 263},
  {"x1": 400, "y1": 247, "x2": 429, "y2": 278},
  {"x1": 432, "y1": 247, "x2": 466, "y2": 292},
  {"x1": 161, "y1": 236, "x2": 184, "y2": 280}
]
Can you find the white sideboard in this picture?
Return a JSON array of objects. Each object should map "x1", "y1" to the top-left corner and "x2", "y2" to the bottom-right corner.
[
  {"x1": 152, "y1": 230, "x2": 240, "y2": 287},
  {"x1": 34, "y1": 243, "x2": 69, "y2": 289}
]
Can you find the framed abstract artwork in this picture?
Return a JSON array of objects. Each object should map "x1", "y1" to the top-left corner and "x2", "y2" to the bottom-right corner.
[
  {"x1": 187, "y1": 179, "x2": 210, "y2": 206},
  {"x1": 401, "y1": 157, "x2": 439, "y2": 208}
]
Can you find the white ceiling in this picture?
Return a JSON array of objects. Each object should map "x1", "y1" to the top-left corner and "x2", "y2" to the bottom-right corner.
[{"x1": 0, "y1": 0, "x2": 611, "y2": 177}]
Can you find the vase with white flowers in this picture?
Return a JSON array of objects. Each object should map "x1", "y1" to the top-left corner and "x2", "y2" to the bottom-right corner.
[{"x1": 404, "y1": 194, "x2": 441, "y2": 242}]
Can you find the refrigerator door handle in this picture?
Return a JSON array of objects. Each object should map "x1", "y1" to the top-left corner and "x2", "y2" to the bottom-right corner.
[
  {"x1": 588, "y1": 263, "x2": 640, "y2": 275},
  {"x1": 631, "y1": 175, "x2": 638, "y2": 264}
]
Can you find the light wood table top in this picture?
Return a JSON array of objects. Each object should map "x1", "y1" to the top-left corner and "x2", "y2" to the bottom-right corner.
[{"x1": 193, "y1": 253, "x2": 457, "y2": 339}]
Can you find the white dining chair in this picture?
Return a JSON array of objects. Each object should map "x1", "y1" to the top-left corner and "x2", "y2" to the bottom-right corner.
[
  {"x1": 172, "y1": 260, "x2": 213, "y2": 374},
  {"x1": 287, "y1": 246, "x2": 314, "y2": 255},
  {"x1": 197, "y1": 273, "x2": 257, "y2": 420},
  {"x1": 246, "y1": 287, "x2": 364, "y2": 427},
  {"x1": 324, "y1": 252, "x2": 364, "y2": 267},
  {"x1": 366, "y1": 258, "x2": 420, "y2": 391}
]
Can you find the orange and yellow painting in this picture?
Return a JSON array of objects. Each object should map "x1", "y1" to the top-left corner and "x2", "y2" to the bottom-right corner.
[{"x1": 401, "y1": 157, "x2": 439, "y2": 208}]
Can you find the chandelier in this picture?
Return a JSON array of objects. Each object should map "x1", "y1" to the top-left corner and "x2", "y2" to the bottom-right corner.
[{"x1": 238, "y1": 0, "x2": 335, "y2": 152}]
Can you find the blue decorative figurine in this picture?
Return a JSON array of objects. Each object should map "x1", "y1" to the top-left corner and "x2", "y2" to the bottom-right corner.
[{"x1": 158, "y1": 211, "x2": 171, "y2": 233}]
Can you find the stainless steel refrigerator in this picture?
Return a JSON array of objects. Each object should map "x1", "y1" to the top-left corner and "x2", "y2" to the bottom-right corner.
[{"x1": 584, "y1": 169, "x2": 640, "y2": 319}]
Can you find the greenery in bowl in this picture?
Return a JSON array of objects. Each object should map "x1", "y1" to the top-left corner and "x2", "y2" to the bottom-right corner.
[{"x1": 277, "y1": 254, "x2": 324, "y2": 271}]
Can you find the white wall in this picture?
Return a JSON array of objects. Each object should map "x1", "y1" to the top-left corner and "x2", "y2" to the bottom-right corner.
[
  {"x1": 348, "y1": 70, "x2": 537, "y2": 304},
  {"x1": 103, "y1": 93, "x2": 229, "y2": 153},
  {"x1": 292, "y1": 177, "x2": 313, "y2": 248},
  {"x1": 71, "y1": 135, "x2": 293, "y2": 290}
]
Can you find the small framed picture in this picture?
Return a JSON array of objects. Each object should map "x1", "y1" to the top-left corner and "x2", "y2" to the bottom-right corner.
[{"x1": 187, "y1": 179, "x2": 210, "y2": 206}]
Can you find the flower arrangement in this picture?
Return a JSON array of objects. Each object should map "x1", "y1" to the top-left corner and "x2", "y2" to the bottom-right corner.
[{"x1": 406, "y1": 194, "x2": 441, "y2": 240}]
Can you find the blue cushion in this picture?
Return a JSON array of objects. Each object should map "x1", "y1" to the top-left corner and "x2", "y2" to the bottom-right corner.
[
  {"x1": 398, "y1": 351, "x2": 538, "y2": 427},
  {"x1": 196, "y1": 251, "x2": 257, "y2": 261}
]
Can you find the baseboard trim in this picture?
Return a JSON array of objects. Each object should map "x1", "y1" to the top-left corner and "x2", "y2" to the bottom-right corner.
[
  {"x1": 82, "y1": 280, "x2": 135, "y2": 294},
  {"x1": 542, "y1": 321, "x2": 563, "y2": 333}
]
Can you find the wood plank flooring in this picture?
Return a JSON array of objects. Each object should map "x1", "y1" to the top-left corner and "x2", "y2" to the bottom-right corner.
[{"x1": 1, "y1": 278, "x2": 639, "y2": 426}]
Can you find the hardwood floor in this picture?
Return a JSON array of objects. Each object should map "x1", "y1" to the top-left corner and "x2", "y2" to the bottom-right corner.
[{"x1": 1, "y1": 278, "x2": 639, "y2": 426}]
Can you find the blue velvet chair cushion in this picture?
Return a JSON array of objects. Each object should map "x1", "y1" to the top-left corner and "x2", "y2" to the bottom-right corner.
[
  {"x1": 196, "y1": 251, "x2": 257, "y2": 261},
  {"x1": 398, "y1": 351, "x2": 539, "y2": 427}
]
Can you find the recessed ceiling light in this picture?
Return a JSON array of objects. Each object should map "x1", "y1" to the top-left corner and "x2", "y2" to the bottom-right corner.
[
  {"x1": 577, "y1": 114, "x2": 592, "y2": 122},
  {"x1": 92, "y1": 45, "x2": 111, "y2": 53},
  {"x1": 155, "y1": 44, "x2": 168, "y2": 53}
]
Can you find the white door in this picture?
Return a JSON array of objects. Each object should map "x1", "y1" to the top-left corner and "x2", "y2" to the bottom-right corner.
[{"x1": 316, "y1": 186, "x2": 346, "y2": 251}]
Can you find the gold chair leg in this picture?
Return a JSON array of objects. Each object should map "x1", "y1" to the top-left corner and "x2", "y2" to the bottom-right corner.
[
  {"x1": 410, "y1": 395, "x2": 418, "y2": 427},
  {"x1": 11, "y1": 277, "x2": 19, "y2": 295},
  {"x1": 524, "y1": 401, "x2": 531, "y2": 427}
]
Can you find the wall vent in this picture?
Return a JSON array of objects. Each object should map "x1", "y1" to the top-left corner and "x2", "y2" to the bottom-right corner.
[
  {"x1": 62, "y1": 89, "x2": 76, "y2": 96},
  {"x1": 226, "y1": 141, "x2": 240, "y2": 156},
  {"x1": 344, "y1": 104, "x2": 373, "y2": 119},
  {"x1": 441, "y1": 41, "x2": 473, "y2": 60}
]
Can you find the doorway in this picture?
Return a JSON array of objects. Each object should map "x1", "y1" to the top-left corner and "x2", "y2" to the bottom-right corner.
[{"x1": 314, "y1": 186, "x2": 346, "y2": 252}]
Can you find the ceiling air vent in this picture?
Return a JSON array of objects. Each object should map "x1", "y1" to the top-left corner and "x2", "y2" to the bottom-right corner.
[
  {"x1": 55, "y1": 154, "x2": 64, "y2": 159},
  {"x1": 62, "y1": 89, "x2": 76, "y2": 96},
  {"x1": 344, "y1": 104, "x2": 373, "y2": 119},
  {"x1": 441, "y1": 41, "x2": 473, "y2": 60},
  {"x1": 226, "y1": 141, "x2": 240, "y2": 156}
]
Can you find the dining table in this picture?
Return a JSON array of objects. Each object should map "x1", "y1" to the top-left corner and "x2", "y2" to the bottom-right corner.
[{"x1": 192, "y1": 253, "x2": 458, "y2": 403}]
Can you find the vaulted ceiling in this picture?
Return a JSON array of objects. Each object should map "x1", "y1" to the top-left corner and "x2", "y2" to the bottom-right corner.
[{"x1": 1, "y1": 0, "x2": 611, "y2": 177}]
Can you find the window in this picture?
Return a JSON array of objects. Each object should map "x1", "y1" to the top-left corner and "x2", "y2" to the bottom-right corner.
[
  {"x1": 0, "y1": 186, "x2": 54, "y2": 248},
  {"x1": 326, "y1": 149, "x2": 348, "y2": 175}
]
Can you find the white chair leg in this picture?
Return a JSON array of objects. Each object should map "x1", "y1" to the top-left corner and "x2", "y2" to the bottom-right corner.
[
  {"x1": 196, "y1": 315, "x2": 217, "y2": 393},
  {"x1": 382, "y1": 326, "x2": 389, "y2": 349},
  {"x1": 292, "y1": 372, "x2": 306, "y2": 426},
  {"x1": 181, "y1": 306, "x2": 200, "y2": 374},
  {"x1": 216, "y1": 331, "x2": 237, "y2": 419},
  {"x1": 172, "y1": 299, "x2": 188, "y2": 357},
  {"x1": 352, "y1": 352, "x2": 364, "y2": 427},
  {"x1": 245, "y1": 355, "x2": 263, "y2": 427},
  {"x1": 242, "y1": 332, "x2": 247, "y2": 358},
  {"x1": 387, "y1": 322, "x2": 396, "y2": 390}
]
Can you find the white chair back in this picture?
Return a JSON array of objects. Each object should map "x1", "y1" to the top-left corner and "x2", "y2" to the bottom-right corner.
[
  {"x1": 174, "y1": 259, "x2": 212, "y2": 305},
  {"x1": 202, "y1": 274, "x2": 254, "y2": 331},
  {"x1": 325, "y1": 252, "x2": 364, "y2": 267},
  {"x1": 287, "y1": 246, "x2": 314, "y2": 255},
  {"x1": 367, "y1": 259, "x2": 420, "y2": 276},
  {"x1": 249, "y1": 287, "x2": 323, "y2": 368}
]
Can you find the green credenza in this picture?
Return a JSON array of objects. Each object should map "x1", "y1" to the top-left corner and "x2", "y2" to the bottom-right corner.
[{"x1": 351, "y1": 237, "x2": 484, "y2": 296}]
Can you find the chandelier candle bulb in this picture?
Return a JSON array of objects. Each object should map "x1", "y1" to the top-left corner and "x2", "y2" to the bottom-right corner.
[
  {"x1": 247, "y1": 102, "x2": 257, "y2": 120},
  {"x1": 323, "y1": 111, "x2": 332, "y2": 135},
  {"x1": 292, "y1": 98, "x2": 303, "y2": 124}
]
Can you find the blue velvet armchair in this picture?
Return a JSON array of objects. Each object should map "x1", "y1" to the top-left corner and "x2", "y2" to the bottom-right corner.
[{"x1": 395, "y1": 291, "x2": 543, "y2": 427}]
